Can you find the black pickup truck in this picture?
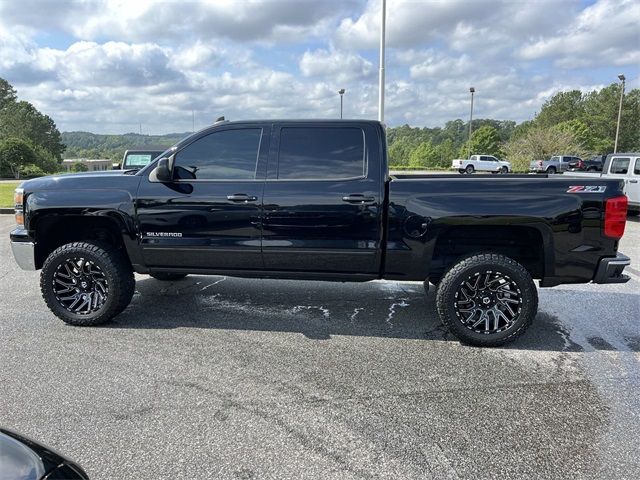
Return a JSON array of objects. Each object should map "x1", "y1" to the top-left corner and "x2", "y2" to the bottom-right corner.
[{"x1": 10, "y1": 120, "x2": 631, "y2": 346}]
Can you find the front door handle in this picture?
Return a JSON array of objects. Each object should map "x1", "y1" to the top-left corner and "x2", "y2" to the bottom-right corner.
[
  {"x1": 342, "y1": 194, "x2": 376, "y2": 204},
  {"x1": 227, "y1": 194, "x2": 258, "y2": 203}
]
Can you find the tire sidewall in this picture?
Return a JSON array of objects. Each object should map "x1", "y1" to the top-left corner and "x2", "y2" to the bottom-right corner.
[
  {"x1": 438, "y1": 256, "x2": 537, "y2": 346},
  {"x1": 41, "y1": 243, "x2": 124, "y2": 325}
]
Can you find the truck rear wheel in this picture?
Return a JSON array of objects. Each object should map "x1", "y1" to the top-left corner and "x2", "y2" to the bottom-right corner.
[
  {"x1": 436, "y1": 253, "x2": 537, "y2": 347},
  {"x1": 465, "y1": 165, "x2": 474, "y2": 174},
  {"x1": 40, "y1": 242, "x2": 135, "y2": 326}
]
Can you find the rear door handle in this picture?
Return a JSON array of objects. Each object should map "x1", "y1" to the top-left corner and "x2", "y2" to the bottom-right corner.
[
  {"x1": 227, "y1": 194, "x2": 258, "y2": 203},
  {"x1": 629, "y1": 180, "x2": 638, "y2": 183},
  {"x1": 342, "y1": 194, "x2": 376, "y2": 204}
]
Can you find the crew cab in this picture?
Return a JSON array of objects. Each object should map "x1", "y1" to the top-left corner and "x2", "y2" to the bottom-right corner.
[
  {"x1": 451, "y1": 154, "x2": 511, "y2": 174},
  {"x1": 530, "y1": 155, "x2": 581, "y2": 174},
  {"x1": 9, "y1": 120, "x2": 631, "y2": 347}
]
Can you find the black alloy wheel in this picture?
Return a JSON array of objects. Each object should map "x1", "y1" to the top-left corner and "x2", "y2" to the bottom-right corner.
[
  {"x1": 41, "y1": 242, "x2": 135, "y2": 326},
  {"x1": 453, "y1": 270, "x2": 522, "y2": 334},
  {"x1": 52, "y1": 257, "x2": 109, "y2": 314},
  {"x1": 436, "y1": 253, "x2": 537, "y2": 347}
]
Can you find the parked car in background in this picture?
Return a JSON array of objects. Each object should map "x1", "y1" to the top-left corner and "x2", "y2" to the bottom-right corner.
[
  {"x1": 113, "y1": 149, "x2": 165, "y2": 170},
  {"x1": 530, "y1": 155, "x2": 581, "y2": 174},
  {"x1": 451, "y1": 154, "x2": 511, "y2": 174},
  {"x1": 563, "y1": 152, "x2": 639, "y2": 216},
  {"x1": 568, "y1": 155, "x2": 606, "y2": 172},
  {"x1": 0, "y1": 428, "x2": 89, "y2": 479}
]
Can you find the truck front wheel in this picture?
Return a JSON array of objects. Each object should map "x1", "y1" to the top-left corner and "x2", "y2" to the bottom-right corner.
[
  {"x1": 436, "y1": 253, "x2": 537, "y2": 347},
  {"x1": 40, "y1": 242, "x2": 135, "y2": 326}
]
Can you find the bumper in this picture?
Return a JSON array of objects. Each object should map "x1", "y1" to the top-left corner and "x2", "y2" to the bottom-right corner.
[
  {"x1": 593, "y1": 253, "x2": 630, "y2": 284},
  {"x1": 10, "y1": 241, "x2": 36, "y2": 271}
]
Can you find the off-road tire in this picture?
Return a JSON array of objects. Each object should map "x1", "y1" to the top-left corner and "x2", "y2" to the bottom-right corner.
[
  {"x1": 436, "y1": 253, "x2": 537, "y2": 347},
  {"x1": 149, "y1": 272, "x2": 188, "y2": 281},
  {"x1": 40, "y1": 242, "x2": 135, "y2": 326}
]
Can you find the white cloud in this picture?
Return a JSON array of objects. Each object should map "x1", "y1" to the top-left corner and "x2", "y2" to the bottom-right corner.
[
  {"x1": 519, "y1": 0, "x2": 640, "y2": 68},
  {"x1": 300, "y1": 49, "x2": 373, "y2": 84},
  {"x1": 0, "y1": 0, "x2": 637, "y2": 134}
]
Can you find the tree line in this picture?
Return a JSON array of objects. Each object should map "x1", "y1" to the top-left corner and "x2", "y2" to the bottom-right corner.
[
  {"x1": 1, "y1": 75, "x2": 638, "y2": 177},
  {"x1": 388, "y1": 82, "x2": 639, "y2": 171},
  {"x1": 0, "y1": 78, "x2": 66, "y2": 178}
]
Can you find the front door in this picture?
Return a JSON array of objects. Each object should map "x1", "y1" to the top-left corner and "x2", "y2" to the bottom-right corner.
[
  {"x1": 261, "y1": 123, "x2": 383, "y2": 275},
  {"x1": 136, "y1": 125, "x2": 269, "y2": 270}
]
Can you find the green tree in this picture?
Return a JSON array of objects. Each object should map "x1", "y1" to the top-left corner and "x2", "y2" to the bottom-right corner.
[
  {"x1": 459, "y1": 126, "x2": 503, "y2": 158},
  {"x1": 503, "y1": 127, "x2": 587, "y2": 172},
  {"x1": 408, "y1": 141, "x2": 437, "y2": 168},
  {"x1": 433, "y1": 139, "x2": 456, "y2": 168},
  {"x1": 71, "y1": 162, "x2": 89, "y2": 172},
  {"x1": 0, "y1": 78, "x2": 17, "y2": 109},
  {"x1": 535, "y1": 90, "x2": 583, "y2": 128},
  {"x1": 0, "y1": 138, "x2": 37, "y2": 179}
]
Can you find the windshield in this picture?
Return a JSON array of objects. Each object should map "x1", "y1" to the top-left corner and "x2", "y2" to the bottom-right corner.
[{"x1": 123, "y1": 152, "x2": 162, "y2": 169}]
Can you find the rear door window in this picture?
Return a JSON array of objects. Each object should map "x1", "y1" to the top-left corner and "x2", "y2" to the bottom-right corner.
[
  {"x1": 277, "y1": 127, "x2": 366, "y2": 180},
  {"x1": 610, "y1": 158, "x2": 630, "y2": 174}
]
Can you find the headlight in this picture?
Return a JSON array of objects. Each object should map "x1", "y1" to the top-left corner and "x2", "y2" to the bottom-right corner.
[{"x1": 14, "y1": 188, "x2": 24, "y2": 227}]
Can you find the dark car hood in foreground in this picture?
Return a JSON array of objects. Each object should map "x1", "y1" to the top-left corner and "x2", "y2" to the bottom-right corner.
[{"x1": 0, "y1": 428, "x2": 89, "y2": 480}]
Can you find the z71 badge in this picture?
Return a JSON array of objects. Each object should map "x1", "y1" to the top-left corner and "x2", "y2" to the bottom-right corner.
[{"x1": 567, "y1": 185, "x2": 607, "y2": 193}]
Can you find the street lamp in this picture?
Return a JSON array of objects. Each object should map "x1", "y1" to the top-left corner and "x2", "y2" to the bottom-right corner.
[
  {"x1": 338, "y1": 89, "x2": 345, "y2": 119},
  {"x1": 614, "y1": 74, "x2": 625, "y2": 153},
  {"x1": 468, "y1": 87, "x2": 475, "y2": 158}
]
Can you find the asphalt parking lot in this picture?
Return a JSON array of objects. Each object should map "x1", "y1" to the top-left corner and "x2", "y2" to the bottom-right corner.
[{"x1": 1, "y1": 214, "x2": 638, "y2": 479}]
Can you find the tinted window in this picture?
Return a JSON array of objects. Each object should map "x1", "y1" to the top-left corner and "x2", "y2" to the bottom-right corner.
[
  {"x1": 610, "y1": 157, "x2": 630, "y2": 174},
  {"x1": 173, "y1": 129, "x2": 262, "y2": 180},
  {"x1": 277, "y1": 127, "x2": 365, "y2": 179},
  {"x1": 634, "y1": 158, "x2": 640, "y2": 175},
  {"x1": 124, "y1": 153, "x2": 156, "y2": 168}
]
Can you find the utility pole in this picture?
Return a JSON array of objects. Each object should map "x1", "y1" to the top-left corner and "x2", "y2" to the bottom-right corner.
[
  {"x1": 614, "y1": 74, "x2": 625, "y2": 153},
  {"x1": 378, "y1": 0, "x2": 386, "y2": 122},
  {"x1": 468, "y1": 87, "x2": 475, "y2": 158},
  {"x1": 338, "y1": 89, "x2": 345, "y2": 119}
]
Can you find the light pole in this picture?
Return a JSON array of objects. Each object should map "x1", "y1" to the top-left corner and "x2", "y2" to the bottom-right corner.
[
  {"x1": 614, "y1": 74, "x2": 625, "y2": 153},
  {"x1": 378, "y1": 0, "x2": 386, "y2": 122},
  {"x1": 468, "y1": 87, "x2": 475, "y2": 158},
  {"x1": 338, "y1": 89, "x2": 345, "y2": 119}
]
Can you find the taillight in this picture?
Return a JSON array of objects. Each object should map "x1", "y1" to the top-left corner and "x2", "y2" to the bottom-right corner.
[{"x1": 604, "y1": 195, "x2": 627, "y2": 239}]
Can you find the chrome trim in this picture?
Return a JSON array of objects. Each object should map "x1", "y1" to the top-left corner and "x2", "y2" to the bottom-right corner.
[{"x1": 10, "y1": 241, "x2": 36, "y2": 271}]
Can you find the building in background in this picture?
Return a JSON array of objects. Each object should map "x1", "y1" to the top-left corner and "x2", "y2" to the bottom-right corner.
[{"x1": 62, "y1": 158, "x2": 112, "y2": 172}]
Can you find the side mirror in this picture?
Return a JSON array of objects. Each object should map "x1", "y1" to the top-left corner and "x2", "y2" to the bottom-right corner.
[{"x1": 150, "y1": 157, "x2": 173, "y2": 183}]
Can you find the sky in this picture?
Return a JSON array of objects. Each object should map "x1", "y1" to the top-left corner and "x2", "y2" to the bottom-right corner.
[{"x1": 0, "y1": 0, "x2": 638, "y2": 134}]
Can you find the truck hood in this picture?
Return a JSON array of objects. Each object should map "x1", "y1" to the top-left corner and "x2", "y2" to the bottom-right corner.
[{"x1": 19, "y1": 170, "x2": 136, "y2": 192}]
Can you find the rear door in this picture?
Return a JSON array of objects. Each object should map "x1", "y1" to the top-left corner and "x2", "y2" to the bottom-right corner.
[{"x1": 261, "y1": 123, "x2": 383, "y2": 275}]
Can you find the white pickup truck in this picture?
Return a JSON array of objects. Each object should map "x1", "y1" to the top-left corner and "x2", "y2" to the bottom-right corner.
[
  {"x1": 451, "y1": 155, "x2": 511, "y2": 174},
  {"x1": 563, "y1": 152, "x2": 640, "y2": 215}
]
